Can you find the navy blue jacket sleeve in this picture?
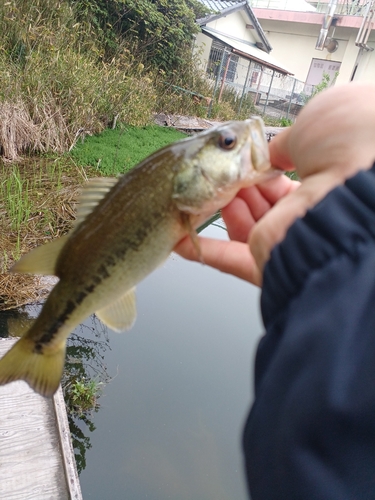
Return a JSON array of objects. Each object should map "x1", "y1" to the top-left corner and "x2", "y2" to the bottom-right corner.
[{"x1": 243, "y1": 163, "x2": 375, "y2": 500}]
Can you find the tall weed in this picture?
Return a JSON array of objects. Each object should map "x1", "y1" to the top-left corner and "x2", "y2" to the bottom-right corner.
[
  {"x1": 0, "y1": 0, "x2": 263, "y2": 161},
  {"x1": 0, "y1": 1, "x2": 157, "y2": 160},
  {"x1": 154, "y1": 54, "x2": 257, "y2": 121}
]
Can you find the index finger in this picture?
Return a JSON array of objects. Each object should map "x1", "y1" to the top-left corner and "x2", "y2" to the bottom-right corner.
[
  {"x1": 238, "y1": 174, "x2": 300, "y2": 214},
  {"x1": 174, "y1": 236, "x2": 262, "y2": 286},
  {"x1": 222, "y1": 175, "x2": 300, "y2": 243}
]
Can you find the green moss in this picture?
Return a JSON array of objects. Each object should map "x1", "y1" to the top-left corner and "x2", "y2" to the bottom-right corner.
[{"x1": 70, "y1": 125, "x2": 187, "y2": 176}]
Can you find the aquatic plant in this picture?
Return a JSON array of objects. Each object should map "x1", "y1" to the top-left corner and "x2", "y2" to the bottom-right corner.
[
  {"x1": 61, "y1": 320, "x2": 111, "y2": 474},
  {"x1": 66, "y1": 378, "x2": 102, "y2": 415}
]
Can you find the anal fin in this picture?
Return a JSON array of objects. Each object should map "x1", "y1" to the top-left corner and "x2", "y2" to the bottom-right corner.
[{"x1": 96, "y1": 288, "x2": 137, "y2": 333}]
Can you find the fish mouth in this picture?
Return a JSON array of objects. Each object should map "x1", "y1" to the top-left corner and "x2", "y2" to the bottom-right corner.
[{"x1": 245, "y1": 119, "x2": 285, "y2": 181}]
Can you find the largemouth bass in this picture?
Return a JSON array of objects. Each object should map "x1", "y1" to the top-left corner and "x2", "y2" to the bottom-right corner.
[{"x1": 0, "y1": 118, "x2": 278, "y2": 397}]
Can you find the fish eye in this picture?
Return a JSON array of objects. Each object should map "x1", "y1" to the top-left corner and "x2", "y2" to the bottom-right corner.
[{"x1": 218, "y1": 133, "x2": 237, "y2": 150}]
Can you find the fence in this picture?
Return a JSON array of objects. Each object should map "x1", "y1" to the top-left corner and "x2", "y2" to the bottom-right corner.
[
  {"x1": 206, "y1": 48, "x2": 314, "y2": 121},
  {"x1": 251, "y1": 0, "x2": 369, "y2": 16},
  {"x1": 204, "y1": 50, "x2": 313, "y2": 123}
]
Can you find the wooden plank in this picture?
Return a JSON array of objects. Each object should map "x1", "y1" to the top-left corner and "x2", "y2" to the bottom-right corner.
[
  {"x1": 0, "y1": 338, "x2": 82, "y2": 500},
  {"x1": 54, "y1": 388, "x2": 82, "y2": 500}
]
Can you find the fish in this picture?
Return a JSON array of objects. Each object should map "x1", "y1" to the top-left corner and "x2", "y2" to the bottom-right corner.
[{"x1": 0, "y1": 117, "x2": 279, "y2": 397}]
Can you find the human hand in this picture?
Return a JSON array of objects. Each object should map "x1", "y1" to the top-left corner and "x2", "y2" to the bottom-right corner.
[
  {"x1": 175, "y1": 83, "x2": 375, "y2": 286},
  {"x1": 250, "y1": 82, "x2": 375, "y2": 270},
  {"x1": 174, "y1": 175, "x2": 299, "y2": 286}
]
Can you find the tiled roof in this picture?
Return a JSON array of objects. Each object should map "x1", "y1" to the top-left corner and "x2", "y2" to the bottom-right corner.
[
  {"x1": 198, "y1": 0, "x2": 247, "y2": 12},
  {"x1": 196, "y1": 0, "x2": 272, "y2": 53}
]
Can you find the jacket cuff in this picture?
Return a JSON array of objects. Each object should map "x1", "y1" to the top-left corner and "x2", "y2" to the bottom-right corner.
[{"x1": 261, "y1": 163, "x2": 375, "y2": 328}]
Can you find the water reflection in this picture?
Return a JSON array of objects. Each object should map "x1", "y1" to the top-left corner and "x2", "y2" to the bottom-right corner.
[
  {"x1": 62, "y1": 319, "x2": 111, "y2": 473},
  {"x1": 0, "y1": 223, "x2": 264, "y2": 499},
  {"x1": 79, "y1": 223, "x2": 263, "y2": 500}
]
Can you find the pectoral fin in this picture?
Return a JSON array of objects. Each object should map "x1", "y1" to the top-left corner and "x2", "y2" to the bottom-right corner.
[
  {"x1": 96, "y1": 288, "x2": 137, "y2": 332},
  {"x1": 181, "y1": 213, "x2": 204, "y2": 264},
  {"x1": 10, "y1": 236, "x2": 68, "y2": 276}
]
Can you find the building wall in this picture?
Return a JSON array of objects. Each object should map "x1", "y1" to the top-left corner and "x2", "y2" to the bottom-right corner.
[
  {"x1": 194, "y1": 31, "x2": 213, "y2": 69},
  {"x1": 194, "y1": 10, "x2": 262, "y2": 88},
  {"x1": 257, "y1": 17, "x2": 375, "y2": 85},
  {"x1": 194, "y1": 31, "x2": 255, "y2": 93},
  {"x1": 338, "y1": 33, "x2": 375, "y2": 82},
  {"x1": 195, "y1": 9, "x2": 262, "y2": 64},
  {"x1": 357, "y1": 46, "x2": 375, "y2": 81},
  {"x1": 206, "y1": 10, "x2": 257, "y2": 42}
]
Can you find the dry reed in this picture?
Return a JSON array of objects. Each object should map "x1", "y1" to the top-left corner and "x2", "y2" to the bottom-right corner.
[{"x1": 0, "y1": 102, "x2": 42, "y2": 161}]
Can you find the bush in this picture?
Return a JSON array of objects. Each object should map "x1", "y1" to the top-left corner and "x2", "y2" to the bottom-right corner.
[
  {"x1": 0, "y1": 0, "x2": 274, "y2": 160},
  {"x1": 0, "y1": 1, "x2": 159, "y2": 159}
]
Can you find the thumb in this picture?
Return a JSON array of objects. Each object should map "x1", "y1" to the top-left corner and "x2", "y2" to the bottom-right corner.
[{"x1": 269, "y1": 127, "x2": 295, "y2": 171}]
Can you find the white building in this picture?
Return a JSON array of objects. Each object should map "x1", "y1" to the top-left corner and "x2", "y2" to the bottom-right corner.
[
  {"x1": 195, "y1": 1, "x2": 299, "y2": 117},
  {"x1": 196, "y1": 0, "x2": 375, "y2": 88},
  {"x1": 251, "y1": 0, "x2": 375, "y2": 86},
  {"x1": 195, "y1": 1, "x2": 293, "y2": 82},
  {"x1": 195, "y1": 0, "x2": 374, "y2": 119}
]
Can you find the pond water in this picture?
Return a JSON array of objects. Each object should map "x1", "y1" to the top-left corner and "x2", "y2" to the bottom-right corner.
[{"x1": 1, "y1": 223, "x2": 264, "y2": 500}]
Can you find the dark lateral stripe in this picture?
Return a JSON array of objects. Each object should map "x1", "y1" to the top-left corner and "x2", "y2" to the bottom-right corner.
[{"x1": 34, "y1": 299, "x2": 77, "y2": 352}]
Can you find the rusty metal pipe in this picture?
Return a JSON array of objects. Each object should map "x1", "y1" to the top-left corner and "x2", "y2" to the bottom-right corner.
[{"x1": 315, "y1": 0, "x2": 338, "y2": 50}]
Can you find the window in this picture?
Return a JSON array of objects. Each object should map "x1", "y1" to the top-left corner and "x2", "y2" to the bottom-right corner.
[
  {"x1": 306, "y1": 58, "x2": 341, "y2": 87},
  {"x1": 207, "y1": 41, "x2": 239, "y2": 83}
]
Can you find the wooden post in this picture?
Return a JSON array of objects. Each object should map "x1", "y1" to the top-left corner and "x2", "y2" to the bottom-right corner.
[{"x1": 218, "y1": 53, "x2": 232, "y2": 103}]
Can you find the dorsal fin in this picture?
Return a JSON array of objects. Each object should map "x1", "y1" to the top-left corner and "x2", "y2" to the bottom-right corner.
[
  {"x1": 11, "y1": 236, "x2": 68, "y2": 276},
  {"x1": 74, "y1": 177, "x2": 118, "y2": 228}
]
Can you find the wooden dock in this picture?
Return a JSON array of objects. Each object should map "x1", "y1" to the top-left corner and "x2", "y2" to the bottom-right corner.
[{"x1": 0, "y1": 338, "x2": 82, "y2": 500}]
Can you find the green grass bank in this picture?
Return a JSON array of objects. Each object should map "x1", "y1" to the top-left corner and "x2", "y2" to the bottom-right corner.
[{"x1": 70, "y1": 126, "x2": 187, "y2": 176}]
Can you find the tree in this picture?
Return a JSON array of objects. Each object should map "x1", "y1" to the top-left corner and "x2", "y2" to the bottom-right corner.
[{"x1": 71, "y1": 0, "x2": 210, "y2": 71}]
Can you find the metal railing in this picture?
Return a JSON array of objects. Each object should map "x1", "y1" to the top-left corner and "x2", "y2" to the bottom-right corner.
[
  {"x1": 206, "y1": 53, "x2": 313, "y2": 122},
  {"x1": 250, "y1": 0, "x2": 370, "y2": 16}
]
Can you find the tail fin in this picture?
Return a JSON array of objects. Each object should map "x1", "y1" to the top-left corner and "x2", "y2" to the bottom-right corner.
[{"x1": 0, "y1": 337, "x2": 66, "y2": 397}]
